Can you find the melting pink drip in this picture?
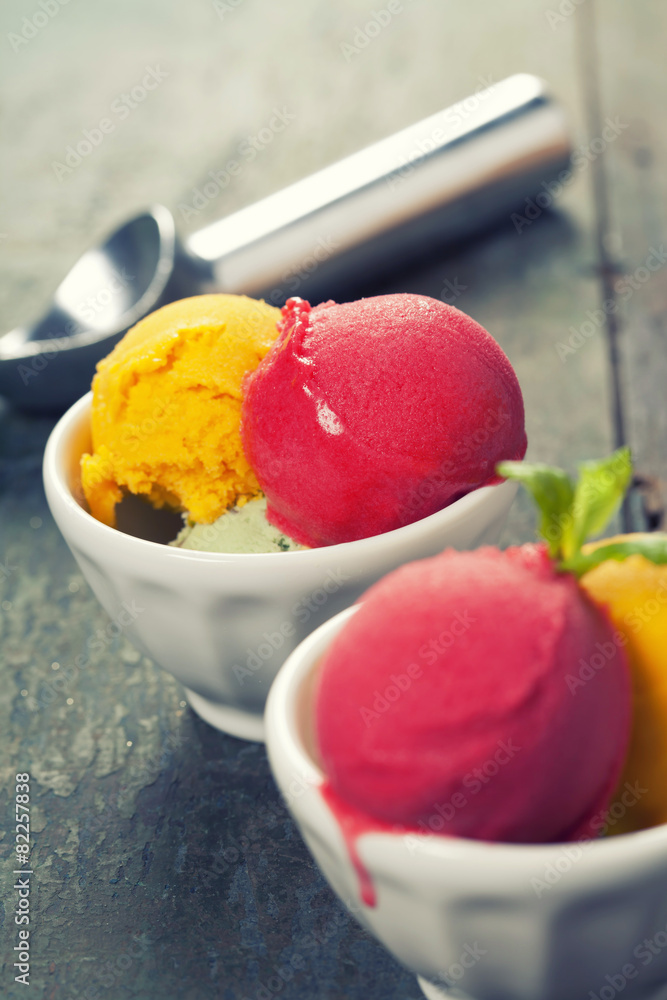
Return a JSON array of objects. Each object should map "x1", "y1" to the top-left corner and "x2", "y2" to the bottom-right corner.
[{"x1": 320, "y1": 781, "x2": 405, "y2": 908}]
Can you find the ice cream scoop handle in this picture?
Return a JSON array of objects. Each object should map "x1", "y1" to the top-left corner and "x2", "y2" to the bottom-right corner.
[{"x1": 186, "y1": 74, "x2": 570, "y2": 300}]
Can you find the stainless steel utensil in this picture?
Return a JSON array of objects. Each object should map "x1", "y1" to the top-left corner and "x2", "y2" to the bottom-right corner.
[{"x1": 0, "y1": 73, "x2": 570, "y2": 412}]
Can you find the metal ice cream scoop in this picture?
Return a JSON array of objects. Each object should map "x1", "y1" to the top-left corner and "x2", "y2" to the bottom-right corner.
[{"x1": 0, "y1": 73, "x2": 570, "y2": 412}]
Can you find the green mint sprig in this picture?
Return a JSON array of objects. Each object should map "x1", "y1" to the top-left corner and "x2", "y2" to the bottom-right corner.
[
  {"x1": 560, "y1": 536, "x2": 667, "y2": 577},
  {"x1": 495, "y1": 447, "x2": 667, "y2": 577}
]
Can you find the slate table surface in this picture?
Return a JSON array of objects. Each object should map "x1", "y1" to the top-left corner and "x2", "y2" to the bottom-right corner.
[{"x1": 1, "y1": 1, "x2": 666, "y2": 997}]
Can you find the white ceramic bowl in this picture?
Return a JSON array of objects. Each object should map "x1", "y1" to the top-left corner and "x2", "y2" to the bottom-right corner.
[
  {"x1": 43, "y1": 392, "x2": 517, "y2": 742},
  {"x1": 266, "y1": 607, "x2": 667, "y2": 1000}
]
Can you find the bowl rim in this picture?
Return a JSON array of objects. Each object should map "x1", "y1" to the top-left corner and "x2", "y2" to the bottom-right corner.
[
  {"x1": 265, "y1": 605, "x2": 667, "y2": 870},
  {"x1": 43, "y1": 391, "x2": 517, "y2": 565}
]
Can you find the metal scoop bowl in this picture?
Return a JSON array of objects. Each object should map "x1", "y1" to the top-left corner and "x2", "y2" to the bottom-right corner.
[{"x1": 0, "y1": 207, "x2": 209, "y2": 412}]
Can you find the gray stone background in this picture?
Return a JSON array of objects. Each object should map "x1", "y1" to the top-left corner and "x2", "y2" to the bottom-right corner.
[{"x1": 1, "y1": 0, "x2": 666, "y2": 997}]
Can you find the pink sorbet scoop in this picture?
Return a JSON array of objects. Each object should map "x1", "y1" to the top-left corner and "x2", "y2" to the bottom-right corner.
[
  {"x1": 241, "y1": 294, "x2": 527, "y2": 547},
  {"x1": 315, "y1": 545, "x2": 631, "y2": 843}
]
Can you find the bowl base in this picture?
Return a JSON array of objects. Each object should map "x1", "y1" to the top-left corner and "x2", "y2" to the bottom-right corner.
[
  {"x1": 184, "y1": 688, "x2": 265, "y2": 742},
  {"x1": 418, "y1": 976, "x2": 474, "y2": 1000}
]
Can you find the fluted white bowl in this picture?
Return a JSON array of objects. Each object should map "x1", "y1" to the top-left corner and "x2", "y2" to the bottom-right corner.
[
  {"x1": 44, "y1": 392, "x2": 517, "y2": 741},
  {"x1": 266, "y1": 607, "x2": 667, "y2": 1000}
]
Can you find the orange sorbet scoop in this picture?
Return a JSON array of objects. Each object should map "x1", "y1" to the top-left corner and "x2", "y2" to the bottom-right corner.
[
  {"x1": 81, "y1": 294, "x2": 281, "y2": 527},
  {"x1": 580, "y1": 534, "x2": 667, "y2": 834}
]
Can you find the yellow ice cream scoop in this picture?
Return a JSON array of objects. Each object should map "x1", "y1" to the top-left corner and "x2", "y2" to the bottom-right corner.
[
  {"x1": 81, "y1": 294, "x2": 281, "y2": 527},
  {"x1": 580, "y1": 533, "x2": 667, "y2": 834}
]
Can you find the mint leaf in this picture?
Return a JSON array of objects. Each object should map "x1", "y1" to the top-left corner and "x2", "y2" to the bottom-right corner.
[
  {"x1": 562, "y1": 447, "x2": 632, "y2": 559},
  {"x1": 496, "y1": 461, "x2": 575, "y2": 558},
  {"x1": 498, "y1": 449, "x2": 642, "y2": 574},
  {"x1": 561, "y1": 534, "x2": 667, "y2": 578}
]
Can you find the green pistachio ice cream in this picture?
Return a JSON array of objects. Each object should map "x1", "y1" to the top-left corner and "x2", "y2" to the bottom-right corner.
[{"x1": 171, "y1": 496, "x2": 306, "y2": 554}]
